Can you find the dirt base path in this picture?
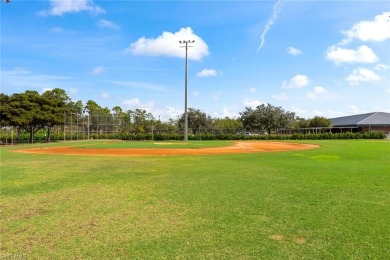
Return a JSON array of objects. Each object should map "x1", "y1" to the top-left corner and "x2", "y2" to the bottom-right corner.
[{"x1": 15, "y1": 141, "x2": 319, "y2": 156}]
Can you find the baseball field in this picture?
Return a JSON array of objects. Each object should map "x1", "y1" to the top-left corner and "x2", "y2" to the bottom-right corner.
[{"x1": 1, "y1": 140, "x2": 389, "y2": 259}]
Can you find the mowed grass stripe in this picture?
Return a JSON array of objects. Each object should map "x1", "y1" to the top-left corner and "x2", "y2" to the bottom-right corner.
[{"x1": 1, "y1": 140, "x2": 389, "y2": 258}]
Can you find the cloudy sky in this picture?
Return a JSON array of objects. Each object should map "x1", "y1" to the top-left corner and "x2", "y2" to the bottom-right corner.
[{"x1": 1, "y1": 1, "x2": 389, "y2": 120}]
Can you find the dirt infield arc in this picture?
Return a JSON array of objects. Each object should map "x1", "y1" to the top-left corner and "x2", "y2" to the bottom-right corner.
[{"x1": 15, "y1": 141, "x2": 319, "y2": 156}]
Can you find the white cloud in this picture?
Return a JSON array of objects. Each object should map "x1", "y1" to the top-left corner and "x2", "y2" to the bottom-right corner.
[
  {"x1": 69, "y1": 88, "x2": 78, "y2": 95},
  {"x1": 51, "y1": 27, "x2": 64, "y2": 33},
  {"x1": 292, "y1": 107, "x2": 346, "y2": 119},
  {"x1": 372, "y1": 105, "x2": 390, "y2": 113},
  {"x1": 347, "y1": 105, "x2": 359, "y2": 113},
  {"x1": 1, "y1": 68, "x2": 71, "y2": 91},
  {"x1": 165, "y1": 107, "x2": 182, "y2": 120},
  {"x1": 122, "y1": 98, "x2": 140, "y2": 106},
  {"x1": 324, "y1": 110, "x2": 345, "y2": 118},
  {"x1": 249, "y1": 88, "x2": 256, "y2": 93},
  {"x1": 4, "y1": 67, "x2": 32, "y2": 75},
  {"x1": 109, "y1": 80, "x2": 167, "y2": 91},
  {"x1": 122, "y1": 98, "x2": 157, "y2": 116},
  {"x1": 213, "y1": 91, "x2": 222, "y2": 101},
  {"x1": 39, "y1": 0, "x2": 104, "y2": 16},
  {"x1": 306, "y1": 86, "x2": 327, "y2": 99},
  {"x1": 258, "y1": 0, "x2": 284, "y2": 51},
  {"x1": 375, "y1": 64, "x2": 389, "y2": 71},
  {"x1": 306, "y1": 93, "x2": 316, "y2": 100},
  {"x1": 100, "y1": 92, "x2": 110, "y2": 99},
  {"x1": 121, "y1": 98, "x2": 183, "y2": 121},
  {"x1": 272, "y1": 92, "x2": 288, "y2": 100},
  {"x1": 42, "y1": 88, "x2": 53, "y2": 93},
  {"x1": 97, "y1": 19, "x2": 120, "y2": 30},
  {"x1": 283, "y1": 74, "x2": 310, "y2": 89},
  {"x1": 50, "y1": 27, "x2": 77, "y2": 36},
  {"x1": 139, "y1": 101, "x2": 155, "y2": 113},
  {"x1": 313, "y1": 86, "x2": 327, "y2": 94},
  {"x1": 290, "y1": 106, "x2": 308, "y2": 116},
  {"x1": 342, "y1": 12, "x2": 390, "y2": 44},
  {"x1": 92, "y1": 66, "x2": 105, "y2": 75},
  {"x1": 212, "y1": 108, "x2": 238, "y2": 119},
  {"x1": 287, "y1": 47, "x2": 303, "y2": 56},
  {"x1": 197, "y1": 69, "x2": 217, "y2": 77},
  {"x1": 326, "y1": 45, "x2": 379, "y2": 64},
  {"x1": 220, "y1": 108, "x2": 237, "y2": 118},
  {"x1": 345, "y1": 67, "x2": 381, "y2": 85},
  {"x1": 244, "y1": 98, "x2": 263, "y2": 108},
  {"x1": 126, "y1": 27, "x2": 209, "y2": 60}
]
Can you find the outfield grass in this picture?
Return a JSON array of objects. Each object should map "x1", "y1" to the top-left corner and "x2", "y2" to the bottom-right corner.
[{"x1": 1, "y1": 140, "x2": 389, "y2": 259}]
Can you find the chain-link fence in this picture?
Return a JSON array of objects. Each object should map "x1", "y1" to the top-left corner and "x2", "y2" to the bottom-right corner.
[{"x1": 0, "y1": 113, "x2": 256, "y2": 144}]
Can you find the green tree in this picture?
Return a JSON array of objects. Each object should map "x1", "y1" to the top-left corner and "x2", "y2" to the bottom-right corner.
[
  {"x1": 112, "y1": 106, "x2": 123, "y2": 116},
  {"x1": 292, "y1": 116, "x2": 310, "y2": 129},
  {"x1": 239, "y1": 107, "x2": 260, "y2": 131},
  {"x1": 41, "y1": 88, "x2": 70, "y2": 141},
  {"x1": 129, "y1": 108, "x2": 153, "y2": 133},
  {"x1": 2, "y1": 91, "x2": 46, "y2": 143},
  {"x1": 84, "y1": 100, "x2": 101, "y2": 116},
  {"x1": 178, "y1": 108, "x2": 211, "y2": 134},
  {"x1": 309, "y1": 116, "x2": 332, "y2": 127},
  {"x1": 0, "y1": 93, "x2": 11, "y2": 126},
  {"x1": 240, "y1": 103, "x2": 295, "y2": 134},
  {"x1": 84, "y1": 100, "x2": 109, "y2": 133},
  {"x1": 111, "y1": 106, "x2": 128, "y2": 133},
  {"x1": 67, "y1": 100, "x2": 84, "y2": 115},
  {"x1": 213, "y1": 117, "x2": 243, "y2": 134}
]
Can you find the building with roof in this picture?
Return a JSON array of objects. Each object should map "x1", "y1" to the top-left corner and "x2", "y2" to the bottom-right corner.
[
  {"x1": 277, "y1": 112, "x2": 390, "y2": 138},
  {"x1": 331, "y1": 112, "x2": 390, "y2": 137}
]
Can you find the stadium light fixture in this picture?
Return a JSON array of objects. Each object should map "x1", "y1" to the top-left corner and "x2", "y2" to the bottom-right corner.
[{"x1": 179, "y1": 40, "x2": 195, "y2": 141}]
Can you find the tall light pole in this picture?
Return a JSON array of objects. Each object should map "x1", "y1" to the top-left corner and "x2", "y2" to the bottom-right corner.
[{"x1": 179, "y1": 40, "x2": 195, "y2": 141}]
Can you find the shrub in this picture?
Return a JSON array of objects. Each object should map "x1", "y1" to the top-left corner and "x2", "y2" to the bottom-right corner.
[{"x1": 1, "y1": 129, "x2": 386, "y2": 143}]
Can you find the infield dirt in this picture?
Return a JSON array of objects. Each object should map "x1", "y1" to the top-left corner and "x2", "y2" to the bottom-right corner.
[{"x1": 15, "y1": 141, "x2": 319, "y2": 156}]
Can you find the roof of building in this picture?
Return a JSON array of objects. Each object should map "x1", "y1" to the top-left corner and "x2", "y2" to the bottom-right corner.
[{"x1": 331, "y1": 112, "x2": 390, "y2": 127}]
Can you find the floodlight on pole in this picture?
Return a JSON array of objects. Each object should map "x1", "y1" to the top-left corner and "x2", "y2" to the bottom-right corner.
[{"x1": 179, "y1": 40, "x2": 195, "y2": 142}]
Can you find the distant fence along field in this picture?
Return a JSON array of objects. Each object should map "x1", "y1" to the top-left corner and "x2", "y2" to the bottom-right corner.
[
  {"x1": 0, "y1": 126, "x2": 386, "y2": 144},
  {"x1": 2, "y1": 112, "x2": 388, "y2": 144}
]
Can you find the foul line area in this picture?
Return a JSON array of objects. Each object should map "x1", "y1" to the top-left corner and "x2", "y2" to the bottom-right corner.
[{"x1": 14, "y1": 141, "x2": 319, "y2": 156}]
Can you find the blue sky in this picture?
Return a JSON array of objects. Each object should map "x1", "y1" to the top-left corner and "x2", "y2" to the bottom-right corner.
[{"x1": 1, "y1": 0, "x2": 389, "y2": 121}]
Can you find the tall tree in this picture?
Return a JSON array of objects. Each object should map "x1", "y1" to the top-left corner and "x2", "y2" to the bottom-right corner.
[
  {"x1": 84, "y1": 100, "x2": 104, "y2": 133},
  {"x1": 240, "y1": 103, "x2": 295, "y2": 134},
  {"x1": 3, "y1": 91, "x2": 46, "y2": 143},
  {"x1": 0, "y1": 93, "x2": 11, "y2": 126},
  {"x1": 130, "y1": 108, "x2": 153, "y2": 133},
  {"x1": 112, "y1": 106, "x2": 123, "y2": 116},
  {"x1": 111, "y1": 106, "x2": 127, "y2": 133},
  {"x1": 67, "y1": 100, "x2": 83, "y2": 115},
  {"x1": 41, "y1": 88, "x2": 70, "y2": 141},
  {"x1": 178, "y1": 108, "x2": 211, "y2": 134},
  {"x1": 239, "y1": 107, "x2": 260, "y2": 131}
]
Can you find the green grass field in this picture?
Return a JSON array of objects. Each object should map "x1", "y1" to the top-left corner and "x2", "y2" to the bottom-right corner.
[{"x1": 1, "y1": 140, "x2": 389, "y2": 259}]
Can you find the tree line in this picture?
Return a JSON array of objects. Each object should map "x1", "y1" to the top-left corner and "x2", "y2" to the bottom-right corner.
[{"x1": 0, "y1": 89, "x2": 332, "y2": 143}]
